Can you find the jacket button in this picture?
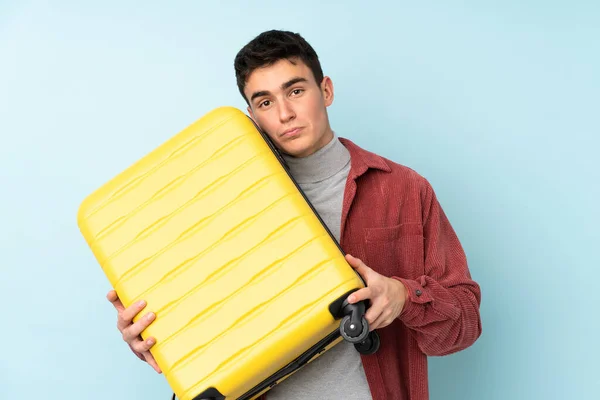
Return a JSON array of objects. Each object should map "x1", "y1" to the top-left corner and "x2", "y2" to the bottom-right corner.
[{"x1": 416, "y1": 290, "x2": 422, "y2": 296}]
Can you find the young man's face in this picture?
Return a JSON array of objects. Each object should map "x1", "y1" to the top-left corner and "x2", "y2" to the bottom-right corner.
[{"x1": 244, "y1": 58, "x2": 334, "y2": 158}]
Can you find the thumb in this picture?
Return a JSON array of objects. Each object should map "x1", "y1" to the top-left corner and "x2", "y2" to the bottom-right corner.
[
  {"x1": 345, "y1": 254, "x2": 371, "y2": 280},
  {"x1": 107, "y1": 290, "x2": 125, "y2": 312}
]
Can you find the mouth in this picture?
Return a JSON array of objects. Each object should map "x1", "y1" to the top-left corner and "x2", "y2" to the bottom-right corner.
[{"x1": 280, "y1": 127, "x2": 303, "y2": 137}]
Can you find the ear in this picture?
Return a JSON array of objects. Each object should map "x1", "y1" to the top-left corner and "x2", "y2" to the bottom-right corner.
[
  {"x1": 247, "y1": 105, "x2": 265, "y2": 133},
  {"x1": 247, "y1": 105, "x2": 256, "y2": 122},
  {"x1": 320, "y1": 76, "x2": 334, "y2": 107}
]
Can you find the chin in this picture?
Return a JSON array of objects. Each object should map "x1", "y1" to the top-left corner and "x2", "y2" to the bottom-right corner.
[{"x1": 278, "y1": 136, "x2": 316, "y2": 157}]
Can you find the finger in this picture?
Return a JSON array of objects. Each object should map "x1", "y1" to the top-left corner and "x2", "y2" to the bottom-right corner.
[
  {"x1": 371, "y1": 312, "x2": 394, "y2": 331},
  {"x1": 345, "y1": 253, "x2": 367, "y2": 270},
  {"x1": 345, "y1": 254, "x2": 373, "y2": 281},
  {"x1": 107, "y1": 290, "x2": 125, "y2": 312},
  {"x1": 348, "y1": 287, "x2": 372, "y2": 304},
  {"x1": 118, "y1": 300, "x2": 147, "y2": 330},
  {"x1": 131, "y1": 335, "x2": 156, "y2": 353},
  {"x1": 128, "y1": 343, "x2": 146, "y2": 361},
  {"x1": 106, "y1": 290, "x2": 118, "y2": 302},
  {"x1": 365, "y1": 301, "x2": 386, "y2": 328},
  {"x1": 123, "y1": 311, "x2": 155, "y2": 342},
  {"x1": 144, "y1": 352, "x2": 162, "y2": 374}
]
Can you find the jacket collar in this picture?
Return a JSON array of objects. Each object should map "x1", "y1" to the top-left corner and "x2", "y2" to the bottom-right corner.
[{"x1": 338, "y1": 137, "x2": 392, "y2": 178}]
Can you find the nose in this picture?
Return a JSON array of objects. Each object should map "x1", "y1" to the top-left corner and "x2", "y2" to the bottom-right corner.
[{"x1": 278, "y1": 99, "x2": 295, "y2": 123}]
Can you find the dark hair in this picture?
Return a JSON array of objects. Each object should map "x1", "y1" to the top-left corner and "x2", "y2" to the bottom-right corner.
[{"x1": 234, "y1": 30, "x2": 324, "y2": 104}]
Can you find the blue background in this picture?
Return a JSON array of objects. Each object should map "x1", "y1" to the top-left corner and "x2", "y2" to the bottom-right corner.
[{"x1": 1, "y1": 1, "x2": 598, "y2": 399}]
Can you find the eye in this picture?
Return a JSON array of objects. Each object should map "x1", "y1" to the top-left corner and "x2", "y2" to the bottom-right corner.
[
  {"x1": 290, "y1": 88, "x2": 303, "y2": 96},
  {"x1": 259, "y1": 100, "x2": 271, "y2": 108}
]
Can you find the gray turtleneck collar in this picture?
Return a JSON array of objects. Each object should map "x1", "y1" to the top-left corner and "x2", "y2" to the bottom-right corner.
[{"x1": 281, "y1": 133, "x2": 350, "y2": 184}]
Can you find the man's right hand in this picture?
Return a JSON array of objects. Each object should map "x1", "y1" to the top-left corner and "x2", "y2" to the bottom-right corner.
[{"x1": 107, "y1": 289, "x2": 162, "y2": 374}]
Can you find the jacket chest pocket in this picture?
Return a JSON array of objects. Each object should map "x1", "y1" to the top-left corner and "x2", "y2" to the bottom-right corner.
[{"x1": 363, "y1": 222, "x2": 425, "y2": 279}]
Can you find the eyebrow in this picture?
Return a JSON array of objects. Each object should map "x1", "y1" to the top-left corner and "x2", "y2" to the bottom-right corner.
[{"x1": 250, "y1": 76, "x2": 309, "y2": 102}]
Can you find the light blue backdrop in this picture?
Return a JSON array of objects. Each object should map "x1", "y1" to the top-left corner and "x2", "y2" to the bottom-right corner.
[{"x1": 1, "y1": 1, "x2": 598, "y2": 399}]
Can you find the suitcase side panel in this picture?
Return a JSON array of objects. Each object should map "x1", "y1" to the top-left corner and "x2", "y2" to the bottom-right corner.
[
  {"x1": 77, "y1": 106, "x2": 364, "y2": 400},
  {"x1": 78, "y1": 107, "x2": 241, "y2": 289}
]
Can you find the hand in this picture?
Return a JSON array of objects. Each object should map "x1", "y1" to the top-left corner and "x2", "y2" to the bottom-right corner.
[
  {"x1": 345, "y1": 254, "x2": 408, "y2": 331},
  {"x1": 107, "y1": 290, "x2": 162, "y2": 374}
]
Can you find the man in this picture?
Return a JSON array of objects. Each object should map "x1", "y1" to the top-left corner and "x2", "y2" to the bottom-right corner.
[{"x1": 107, "y1": 30, "x2": 482, "y2": 399}]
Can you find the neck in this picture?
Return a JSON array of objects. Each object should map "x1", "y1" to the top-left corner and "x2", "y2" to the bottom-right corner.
[{"x1": 281, "y1": 132, "x2": 350, "y2": 184}]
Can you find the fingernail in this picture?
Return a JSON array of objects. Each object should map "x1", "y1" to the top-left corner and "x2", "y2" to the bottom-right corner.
[
  {"x1": 147, "y1": 338, "x2": 155, "y2": 345},
  {"x1": 137, "y1": 300, "x2": 146, "y2": 307},
  {"x1": 147, "y1": 312, "x2": 155, "y2": 320},
  {"x1": 348, "y1": 296, "x2": 355, "y2": 303}
]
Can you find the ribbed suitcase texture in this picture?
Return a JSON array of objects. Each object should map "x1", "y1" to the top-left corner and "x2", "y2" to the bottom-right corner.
[{"x1": 77, "y1": 107, "x2": 367, "y2": 400}]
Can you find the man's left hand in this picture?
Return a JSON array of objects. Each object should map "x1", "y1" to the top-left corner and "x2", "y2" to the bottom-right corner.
[{"x1": 345, "y1": 253, "x2": 408, "y2": 331}]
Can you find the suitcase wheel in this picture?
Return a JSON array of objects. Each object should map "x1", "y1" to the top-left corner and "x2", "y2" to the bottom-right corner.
[
  {"x1": 339, "y1": 314, "x2": 370, "y2": 343},
  {"x1": 353, "y1": 331, "x2": 380, "y2": 355},
  {"x1": 335, "y1": 293, "x2": 381, "y2": 354},
  {"x1": 337, "y1": 295, "x2": 370, "y2": 344}
]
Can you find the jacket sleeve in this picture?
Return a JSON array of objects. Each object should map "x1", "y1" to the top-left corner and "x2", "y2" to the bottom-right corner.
[{"x1": 392, "y1": 179, "x2": 482, "y2": 356}]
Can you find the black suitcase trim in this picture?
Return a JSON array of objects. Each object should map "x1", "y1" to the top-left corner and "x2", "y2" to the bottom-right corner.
[
  {"x1": 236, "y1": 328, "x2": 342, "y2": 400},
  {"x1": 246, "y1": 116, "x2": 366, "y2": 287}
]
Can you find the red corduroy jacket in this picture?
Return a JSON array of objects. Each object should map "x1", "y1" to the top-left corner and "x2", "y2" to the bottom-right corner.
[{"x1": 259, "y1": 137, "x2": 482, "y2": 400}]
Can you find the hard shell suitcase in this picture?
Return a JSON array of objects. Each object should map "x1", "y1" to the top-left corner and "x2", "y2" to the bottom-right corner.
[{"x1": 77, "y1": 106, "x2": 380, "y2": 400}]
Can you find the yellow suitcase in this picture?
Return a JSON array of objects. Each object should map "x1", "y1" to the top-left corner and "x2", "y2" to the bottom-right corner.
[{"x1": 77, "y1": 106, "x2": 380, "y2": 400}]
